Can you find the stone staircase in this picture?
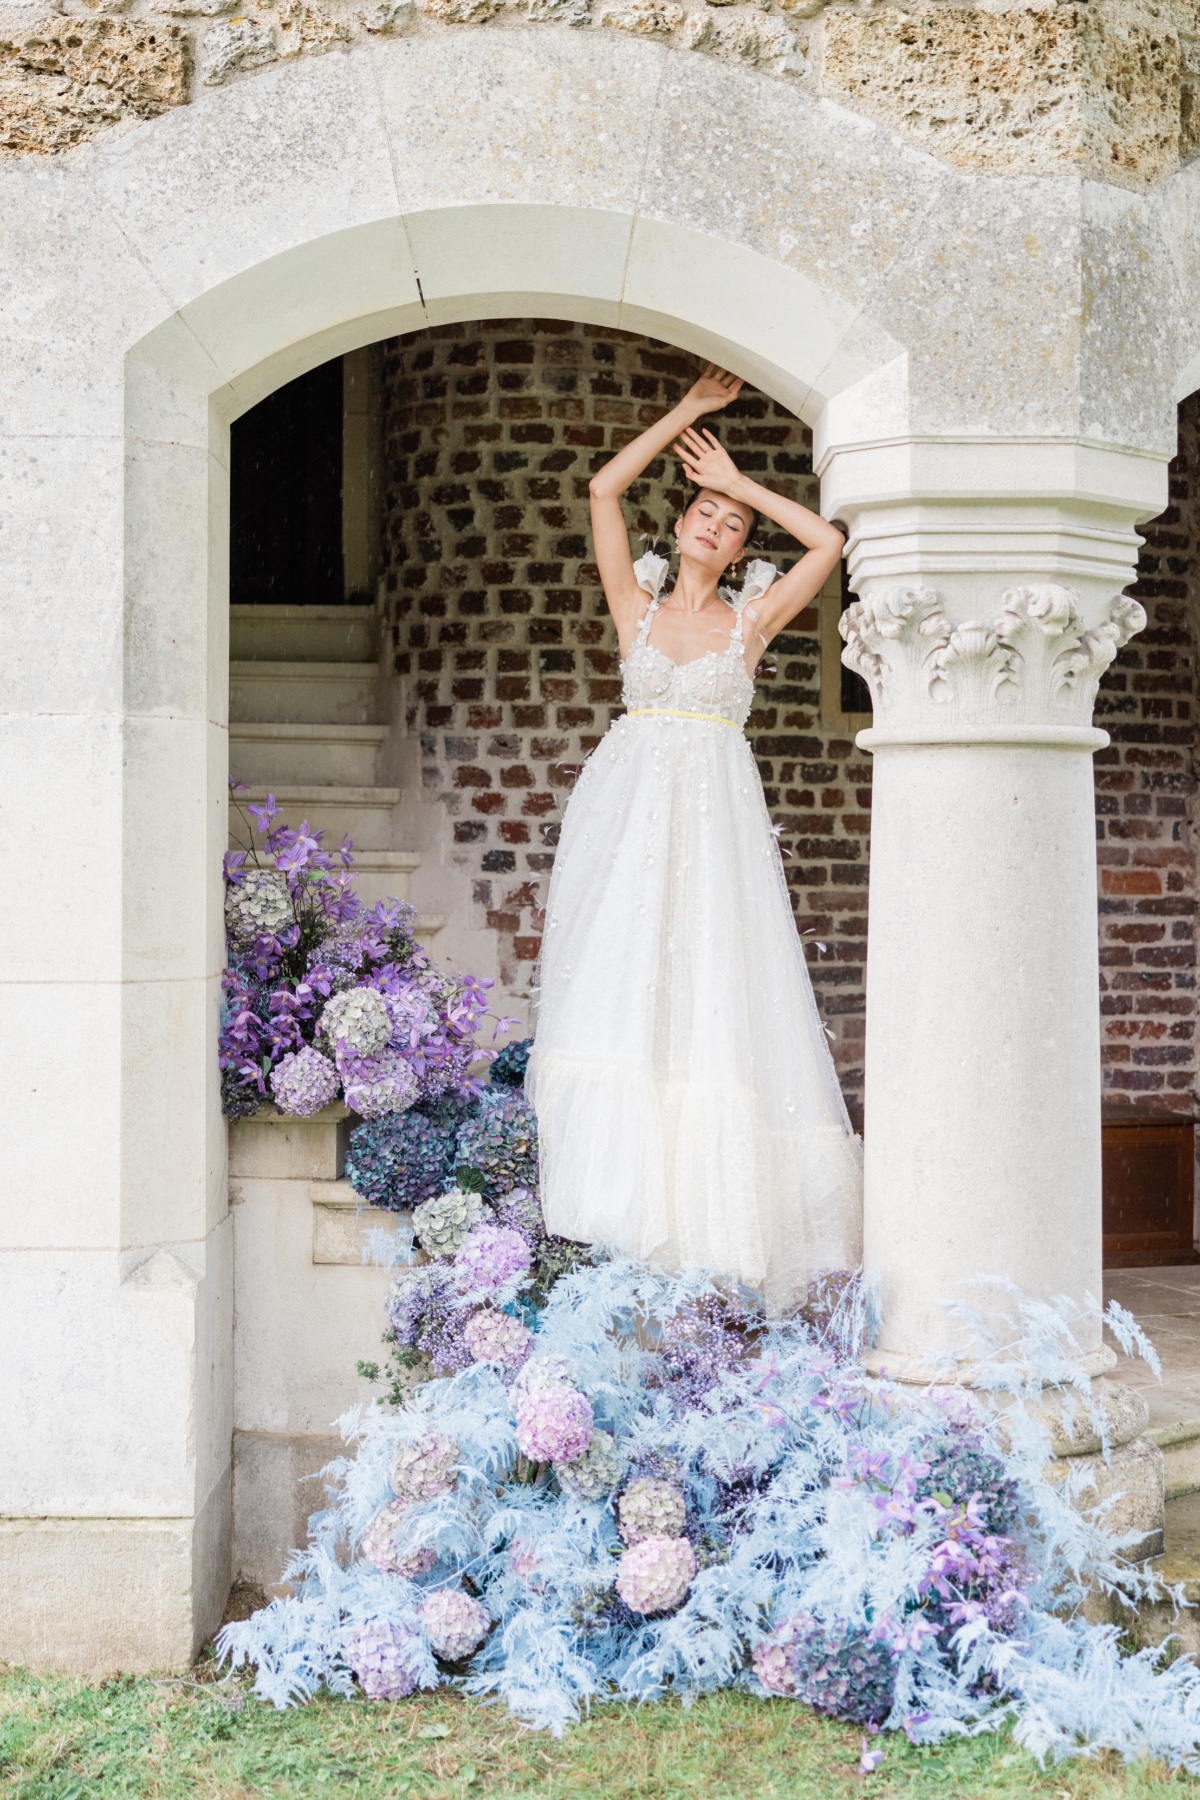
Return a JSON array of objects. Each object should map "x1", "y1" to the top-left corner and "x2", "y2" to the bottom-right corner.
[{"x1": 228, "y1": 605, "x2": 441, "y2": 930}]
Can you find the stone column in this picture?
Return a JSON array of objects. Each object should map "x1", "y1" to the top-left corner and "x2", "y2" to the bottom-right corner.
[{"x1": 818, "y1": 435, "x2": 1166, "y2": 1374}]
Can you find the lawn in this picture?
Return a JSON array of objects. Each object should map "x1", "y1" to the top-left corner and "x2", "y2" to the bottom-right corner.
[{"x1": 1, "y1": 1662, "x2": 1196, "y2": 1800}]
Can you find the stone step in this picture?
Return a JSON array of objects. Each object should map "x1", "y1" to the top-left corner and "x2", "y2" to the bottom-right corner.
[
  {"x1": 230, "y1": 604, "x2": 376, "y2": 664},
  {"x1": 230, "y1": 721, "x2": 388, "y2": 786},
  {"x1": 230, "y1": 660, "x2": 382, "y2": 726},
  {"x1": 1149, "y1": 1418, "x2": 1200, "y2": 1500},
  {"x1": 229, "y1": 782, "x2": 402, "y2": 853}
]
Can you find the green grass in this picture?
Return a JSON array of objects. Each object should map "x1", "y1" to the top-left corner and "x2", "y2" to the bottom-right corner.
[{"x1": 2, "y1": 1663, "x2": 1198, "y2": 1800}]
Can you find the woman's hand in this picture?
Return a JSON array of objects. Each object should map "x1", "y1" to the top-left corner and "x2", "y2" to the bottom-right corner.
[
  {"x1": 671, "y1": 425, "x2": 743, "y2": 497},
  {"x1": 680, "y1": 365, "x2": 744, "y2": 419}
]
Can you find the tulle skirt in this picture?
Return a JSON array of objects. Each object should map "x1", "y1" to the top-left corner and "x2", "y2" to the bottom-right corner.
[{"x1": 525, "y1": 712, "x2": 863, "y2": 1310}]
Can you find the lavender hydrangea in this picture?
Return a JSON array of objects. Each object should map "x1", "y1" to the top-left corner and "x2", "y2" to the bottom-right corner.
[
  {"x1": 419, "y1": 1589, "x2": 490, "y2": 1663},
  {"x1": 455, "y1": 1087, "x2": 538, "y2": 1196},
  {"x1": 515, "y1": 1384, "x2": 593, "y2": 1463},
  {"x1": 489, "y1": 1185, "x2": 545, "y2": 1248},
  {"x1": 617, "y1": 1477, "x2": 687, "y2": 1546},
  {"x1": 384, "y1": 985, "x2": 437, "y2": 1048},
  {"x1": 319, "y1": 987, "x2": 391, "y2": 1059},
  {"x1": 344, "y1": 1621, "x2": 423, "y2": 1701},
  {"x1": 225, "y1": 867, "x2": 293, "y2": 946},
  {"x1": 342, "y1": 1048, "x2": 421, "y2": 1119},
  {"x1": 412, "y1": 1189, "x2": 491, "y2": 1260},
  {"x1": 787, "y1": 1616, "x2": 896, "y2": 1727},
  {"x1": 345, "y1": 1108, "x2": 459, "y2": 1211},
  {"x1": 554, "y1": 1429, "x2": 623, "y2": 1502},
  {"x1": 385, "y1": 1264, "x2": 472, "y2": 1378},
  {"x1": 391, "y1": 1429, "x2": 460, "y2": 1503},
  {"x1": 455, "y1": 1224, "x2": 532, "y2": 1296},
  {"x1": 615, "y1": 1535, "x2": 697, "y2": 1616},
  {"x1": 508, "y1": 1354, "x2": 578, "y2": 1408},
  {"x1": 463, "y1": 1308, "x2": 533, "y2": 1370},
  {"x1": 360, "y1": 1499, "x2": 437, "y2": 1579},
  {"x1": 752, "y1": 1618, "x2": 802, "y2": 1696},
  {"x1": 269, "y1": 1046, "x2": 339, "y2": 1117},
  {"x1": 918, "y1": 1438, "x2": 1023, "y2": 1538}
]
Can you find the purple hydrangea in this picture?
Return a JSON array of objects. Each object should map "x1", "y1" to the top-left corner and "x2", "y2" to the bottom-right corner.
[
  {"x1": 419, "y1": 1589, "x2": 490, "y2": 1662},
  {"x1": 269, "y1": 1045, "x2": 339, "y2": 1117},
  {"x1": 615, "y1": 1535, "x2": 696, "y2": 1616},
  {"x1": 384, "y1": 985, "x2": 437, "y2": 1049},
  {"x1": 342, "y1": 1048, "x2": 421, "y2": 1119},
  {"x1": 787, "y1": 1616, "x2": 896, "y2": 1727},
  {"x1": 515, "y1": 1384, "x2": 593, "y2": 1463},
  {"x1": 752, "y1": 1618, "x2": 802, "y2": 1696},
  {"x1": 455, "y1": 1087, "x2": 538, "y2": 1195},
  {"x1": 359, "y1": 1499, "x2": 437, "y2": 1579},
  {"x1": 455, "y1": 1223, "x2": 532, "y2": 1296},
  {"x1": 489, "y1": 1185, "x2": 546, "y2": 1247},
  {"x1": 344, "y1": 1620, "x2": 423, "y2": 1700},
  {"x1": 463, "y1": 1308, "x2": 533, "y2": 1370},
  {"x1": 658, "y1": 1292, "x2": 755, "y2": 1409},
  {"x1": 385, "y1": 1264, "x2": 472, "y2": 1378}
]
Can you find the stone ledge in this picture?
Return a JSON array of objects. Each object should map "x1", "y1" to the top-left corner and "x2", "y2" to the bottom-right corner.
[{"x1": 310, "y1": 1178, "x2": 409, "y2": 1263}]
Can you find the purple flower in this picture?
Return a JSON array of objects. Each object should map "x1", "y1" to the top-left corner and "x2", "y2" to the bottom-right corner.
[
  {"x1": 344, "y1": 1621, "x2": 422, "y2": 1701},
  {"x1": 343, "y1": 1048, "x2": 421, "y2": 1120},
  {"x1": 463, "y1": 1307, "x2": 532, "y2": 1370},
  {"x1": 418, "y1": 1589, "x2": 489, "y2": 1662},
  {"x1": 454, "y1": 1224, "x2": 532, "y2": 1296},
  {"x1": 515, "y1": 1384, "x2": 593, "y2": 1462},
  {"x1": 270, "y1": 1046, "x2": 339, "y2": 1117}
]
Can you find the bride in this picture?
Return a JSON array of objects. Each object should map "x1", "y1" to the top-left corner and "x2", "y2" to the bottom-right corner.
[{"x1": 525, "y1": 366, "x2": 863, "y2": 1309}]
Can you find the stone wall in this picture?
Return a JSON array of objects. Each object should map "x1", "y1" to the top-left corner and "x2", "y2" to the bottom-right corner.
[
  {"x1": 381, "y1": 323, "x2": 1200, "y2": 1121},
  {"x1": 1097, "y1": 390, "x2": 1200, "y2": 1113},
  {"x1": 5, "y1": 0, "x2": 1200, "y2": 187},
  {"x1": 378, "y1": 318, "x2": 870, "y2": 1101}
]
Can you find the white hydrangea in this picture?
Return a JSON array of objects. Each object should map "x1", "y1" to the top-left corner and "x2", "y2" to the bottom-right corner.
[
  {"x1": 318, "y1": 986, "x2": 391, "y2": 1058},
  {"x1": 555, "y1": 1429, "x2": 624, "y2": 1502},
  {"x1": 224, "y1": 868, "x2": 293, "y2": 945}
]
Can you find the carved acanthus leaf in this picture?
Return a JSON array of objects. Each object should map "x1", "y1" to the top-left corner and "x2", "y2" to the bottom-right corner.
[{"x1": 840, "y1": 583, "x2": 1147, "y2": 730}]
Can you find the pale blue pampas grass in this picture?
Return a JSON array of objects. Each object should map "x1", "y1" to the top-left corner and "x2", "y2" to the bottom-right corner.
[{"x1": 217, "y1": 1257, "x2": 1200, "y2": 1767}]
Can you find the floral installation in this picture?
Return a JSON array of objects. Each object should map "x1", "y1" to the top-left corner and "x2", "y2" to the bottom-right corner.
[
  {"x1": 218, "y1": 805, "x2": 1200, "y2": 1769},
  {"x1": 218, "y1": 1242, "x2": 1200, "y2": 1772},
  {"x1": 220, "y1": 786, "x2": 498, "y2": 1121}
]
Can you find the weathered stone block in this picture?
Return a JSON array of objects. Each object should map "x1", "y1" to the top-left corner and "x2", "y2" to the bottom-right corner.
[
  {"x1": 0, "y1": 18, "x2": 188, "y2": 153},
  {"x1": 819, "y1": 4, "x2": 1182, "y2": 187}
]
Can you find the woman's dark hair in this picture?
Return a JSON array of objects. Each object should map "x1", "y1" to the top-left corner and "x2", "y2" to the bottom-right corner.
[{"x1": 679, "y1": 486, "x2": 759, "y2": 553}]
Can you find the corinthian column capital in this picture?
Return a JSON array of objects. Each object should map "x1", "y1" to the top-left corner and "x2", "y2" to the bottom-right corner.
[{"x1": 840, "y1": 581, "x2": 1147, "y2": 743}]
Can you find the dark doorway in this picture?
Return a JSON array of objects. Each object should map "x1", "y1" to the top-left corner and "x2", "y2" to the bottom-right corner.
[{"x1": 230, "y1": 356, "x2": 344, "y2": 605}]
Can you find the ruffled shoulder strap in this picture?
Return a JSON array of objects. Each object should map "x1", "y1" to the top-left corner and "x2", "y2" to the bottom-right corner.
[
  {"x1": 720, "y1": 559, "x2": 778, "y2": 642},
  {"x1": 735, "y1": 558, "x2": 778, "y2": 610},
  {"x1": 633, "y1": 550, "x2": 670, "y2": 600},
  {"x1": 631, "y1": 550, "x2": 670, "y2": 648}
]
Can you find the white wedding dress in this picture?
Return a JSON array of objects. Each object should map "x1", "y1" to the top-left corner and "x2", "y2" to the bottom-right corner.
[{"x1": 525, "y1": 553, "x2": 863, "y2": 1309}]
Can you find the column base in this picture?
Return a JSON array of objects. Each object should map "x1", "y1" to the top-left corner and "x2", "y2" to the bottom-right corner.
[{"x1": 0, "y1": 1469, "x2": 230, "y2": 1674}]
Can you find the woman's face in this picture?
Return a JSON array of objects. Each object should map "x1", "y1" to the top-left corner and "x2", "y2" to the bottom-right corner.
[{"x1": 675, "y1": 490, "x2": 752, "y2": 574}]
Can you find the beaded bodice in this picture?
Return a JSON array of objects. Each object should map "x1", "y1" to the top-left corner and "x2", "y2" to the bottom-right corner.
[{"x1": 620, "y1": 552, "x2": 777, "y2": 729}]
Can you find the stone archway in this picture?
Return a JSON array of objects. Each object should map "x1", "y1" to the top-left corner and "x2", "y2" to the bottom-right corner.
[{"x1": 2, "y1": 22, "x2": 1184, "y2": 1668}]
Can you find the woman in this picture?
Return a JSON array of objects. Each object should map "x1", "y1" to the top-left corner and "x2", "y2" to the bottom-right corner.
[{"x1": 525, "y1": 366, "x2": 863, "y2": 1309}]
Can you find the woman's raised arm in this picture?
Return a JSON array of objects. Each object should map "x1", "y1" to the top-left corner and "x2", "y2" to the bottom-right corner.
[
  {"x1": 670, "y1": 424, "x2": 845, "y2": 651},
  {"x1": 588, "y1": 367, "x2": 744, "y2": 639}
]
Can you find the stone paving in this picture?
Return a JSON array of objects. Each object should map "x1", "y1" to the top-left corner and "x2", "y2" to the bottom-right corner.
[{"x1": 1106, "y1": 1265, "x2": 1200, "y2": 1435}]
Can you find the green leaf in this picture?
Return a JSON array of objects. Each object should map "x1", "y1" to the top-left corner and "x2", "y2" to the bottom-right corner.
[{"x1": 419, "y1": 1723, "x2": 451, "y2": 1739}]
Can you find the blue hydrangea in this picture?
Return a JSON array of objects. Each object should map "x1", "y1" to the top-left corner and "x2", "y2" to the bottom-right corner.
[{"x1": 345, "y1": 1107, "x2": 459, "y2": 1211}]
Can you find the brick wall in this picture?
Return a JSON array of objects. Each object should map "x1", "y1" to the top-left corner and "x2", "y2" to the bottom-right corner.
[
  {"x1": 378, "y1": 319, "x2": 870, "y2": 1102},
  {"x1": 1095, "y1": 389, "x2": 1199, "y2": 1115},
  {"x1": 379, "y1": 322, "x2": 1200, "y2": 1122}
]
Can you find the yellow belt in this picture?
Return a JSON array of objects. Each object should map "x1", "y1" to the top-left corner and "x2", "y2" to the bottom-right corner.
[{"x1": 628, "y1": 707, "x2": 738, "y2": 727}]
